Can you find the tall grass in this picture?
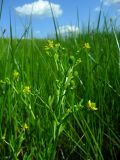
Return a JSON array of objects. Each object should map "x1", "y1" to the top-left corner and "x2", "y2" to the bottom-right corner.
[{"x1": 0, "y1": 2, "x2": 120, "y2": 160}]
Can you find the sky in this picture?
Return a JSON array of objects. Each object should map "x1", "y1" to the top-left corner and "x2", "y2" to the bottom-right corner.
[{"x1": 0, "y1": 0, "x2": 120, "y2": 38}]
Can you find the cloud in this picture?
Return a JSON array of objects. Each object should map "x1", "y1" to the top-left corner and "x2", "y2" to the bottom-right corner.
[
  {"x1": 103, "y1": 0, "x2": 120, "y2": 6},
  {"x1": 57, "y1": 25, "x2": 79, "y2": 34},
  {"x1": 15, "y1": 0, "x2": 62, "y2": 18},
  {"x1": 94, "y1": 6, "x2": 101, "y2": 12},
  {"x1": 102, "y1": 0, "x2": 120, "y2": 15},
  {"x1": 94, "y1": 0, "x2": 120, "y2": 15}
]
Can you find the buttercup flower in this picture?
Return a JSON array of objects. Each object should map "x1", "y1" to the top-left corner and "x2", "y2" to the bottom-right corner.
[
  {"x1": 23, "y1": 123, "x2": 29, "y2": 130},
  {"x1": 23, "y1": 86, "x2": 31, "y2": 94},
  {"x1": 83, "y1": 43, "x2": 91, "y2": 49},
  {"x1": 48, "y1": 40, "x2": 54, "y2": 48},
  {"x1": 87, "y1": 100, "x2": 98, "y2": 111},
  {"x1": 45, "y1": 40, "x2": 54, "y2": 51}
]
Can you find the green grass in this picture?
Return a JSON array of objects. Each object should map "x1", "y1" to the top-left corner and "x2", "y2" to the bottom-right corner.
[{"x1": 0, "y1": 5, "x2": 120, "y2": 159}]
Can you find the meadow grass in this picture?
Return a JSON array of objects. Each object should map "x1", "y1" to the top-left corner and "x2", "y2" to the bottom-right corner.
[{"x1": 0, "y1": 4, "x2": 120, "y2": 160}]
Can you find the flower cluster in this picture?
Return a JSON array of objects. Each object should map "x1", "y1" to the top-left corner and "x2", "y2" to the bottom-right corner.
[
  {"x1": 45, "y1": 40, "x2": 54, "y2": 51},
  {"x1": 44, "y1": 40, "x2": 61, "y2": 54},
  {"x1": 23, "y1": 86, "x2": 31, "y2": 94}
]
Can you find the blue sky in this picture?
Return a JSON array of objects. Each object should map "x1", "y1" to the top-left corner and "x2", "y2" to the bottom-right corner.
[{"x1": 0, "y1": 0, "x2": 120, "y2": 38}]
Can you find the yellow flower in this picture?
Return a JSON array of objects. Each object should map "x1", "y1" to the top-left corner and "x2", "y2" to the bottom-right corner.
[
  {"x1": 23, "y1": 123, "x2": 29, "y2": 130},
  {"x1": 23, "y1": 86, "x2": 31, "y2": 94},
  {"x1": 13, "y1": 70, "x2": 19, "y2": 79},
  {"x1": 46, "y1": 40, "x2": 54, "y2": 49},
  {"x1": 87, "y1": 100, "x2": 98, "y2": 111},
  {"x1": 45, "y1": 40, "x2": 54, "y2": 53},
  {"x1": 83, "y1": 43, "x2": 91, "y2": 49},
  {"x1": 48, "y1": 40, "x2": 54, "y2": 48}
]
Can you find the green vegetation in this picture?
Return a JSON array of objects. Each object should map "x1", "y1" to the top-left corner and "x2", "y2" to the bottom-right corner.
[
  {"x1": 0, "y1": 28, "x2": 120, "y2": 159},
  {"x1": 0, "y1": 3, "x2": 120, "y2": 160}
]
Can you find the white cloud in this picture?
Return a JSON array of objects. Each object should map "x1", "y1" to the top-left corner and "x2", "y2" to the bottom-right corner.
[
  {"x1": 15, "y1": 0, "x2": 62, "y2": 18},
  {"x1": 102, "y1": 0, "x2": 120, "y2": 15},
  {"x1": 94, "y1": 6, "x2": 101, "y2": 12},
  {"x1": 94, "y1": 0, "x2": 120, "y2": 15},
  {"x1": 103, "y1": 0, "x2": 120, "y2": 5},
  {"x1": 58, "y1": 25, "x2": 79, "y2": 34}
]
